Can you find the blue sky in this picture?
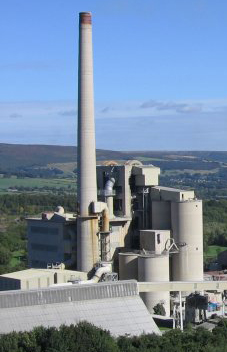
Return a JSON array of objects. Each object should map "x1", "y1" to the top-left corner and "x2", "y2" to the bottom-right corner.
[{"x1": 0, "y1": 0, "x2": 227, "y2": 150}]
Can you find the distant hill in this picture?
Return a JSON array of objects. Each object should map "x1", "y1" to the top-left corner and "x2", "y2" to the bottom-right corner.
[
  {"x1": 0, "y1": 144, "x2": 126, "y2": 170},
  {"x1": 0, "y1": 143, "x2": 227, "y2": 173}
]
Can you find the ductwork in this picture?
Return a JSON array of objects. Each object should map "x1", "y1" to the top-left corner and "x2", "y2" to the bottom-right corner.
[
  {"x1": 104, "y1": 177, "x2": 115, "y2": 196},
  {"x1": 102, "y1": 208, "x2": 109, "y2": 232},
  {"x1": 50, "y1": 264, "x2": 112, "y2": 286},
  {"x1": 92, "y1": 201, "x2": 110, "y2": 232},
  {"x1": 78, "y1": 263, "x2": 112, "y2": 284},
  {"x1": 105, "y1": 178, "x2": 115, "y2": 218}
]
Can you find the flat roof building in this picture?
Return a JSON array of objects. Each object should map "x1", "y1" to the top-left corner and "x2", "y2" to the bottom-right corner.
[{"x1": 27, "y1": 207, "x2": 77, "y2": 269}]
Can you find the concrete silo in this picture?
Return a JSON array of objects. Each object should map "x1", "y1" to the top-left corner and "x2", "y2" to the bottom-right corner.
[
  {"x1": 171, "y1": 200, "x2": 203, "y2": 281},
  {"x1": 138, "y1": 254, "x2": 170, "y2": 316},
  {"x1": 119, "y1": 252, "x2": 138, "y2": 280}
]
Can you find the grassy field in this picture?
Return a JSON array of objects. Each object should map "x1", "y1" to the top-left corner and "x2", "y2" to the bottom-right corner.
[
  {"x1": 162, "y1": 168, "x2": 220, "y2": 176},
  {"x1": 0, "y1": 177, "x2": 76, "y2": 193},
  {"x1": 204, "y1": 245, "x2": 227, "y2": 259},
  {"x1": 47, "y1": 162, "x2": 76, "y2": 175}
]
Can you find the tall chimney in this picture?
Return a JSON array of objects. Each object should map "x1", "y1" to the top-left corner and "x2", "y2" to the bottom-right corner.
[{"x1": 77, "y1": 12, "x2": 99, "y2": 273}]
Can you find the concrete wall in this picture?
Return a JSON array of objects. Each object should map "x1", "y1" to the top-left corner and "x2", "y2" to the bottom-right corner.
[
  {"x1": 140, "y1": 230, "x2": 170, "y2": 254},
  {"x1": 151, "y1": 201, "x2": 171, "y2": 230},
  {"x1": 151, "y1": 187, "x2": 194, "y2": 202},
  {"x1": 0, "y1": 272, "x2": 55, "y2": 291}
]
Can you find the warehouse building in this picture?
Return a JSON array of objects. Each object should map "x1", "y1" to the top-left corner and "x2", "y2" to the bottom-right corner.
[
  {"x1": 0, "y1": 268, "x2": 87, "y2": 291},
  {"x1": 0, "y1": 280, "x2": 161, "y2": 336}
]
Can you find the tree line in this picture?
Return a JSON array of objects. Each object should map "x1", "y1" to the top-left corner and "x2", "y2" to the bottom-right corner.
[
  {"x1": 203, "y1": 199, "x2": 227, "y2": 250},
  {"x1": 0, "y1": 193, "x2": 77, "y2": 215},
  {"x1": 1, "y1": 320, "x2": 227, "y2": 352},
  {"x1": 0, "y1": 194, "x2": 77, "y2": 274}
]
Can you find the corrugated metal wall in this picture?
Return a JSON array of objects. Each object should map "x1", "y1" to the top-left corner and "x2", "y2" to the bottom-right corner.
[{"x1": 0, "y1": 280, "x2": 138, "y2": 309}]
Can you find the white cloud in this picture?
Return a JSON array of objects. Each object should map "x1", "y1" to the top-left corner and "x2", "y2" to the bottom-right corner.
[{"x1": 0, "y1": 98, "x2": 227, "y2": 150}]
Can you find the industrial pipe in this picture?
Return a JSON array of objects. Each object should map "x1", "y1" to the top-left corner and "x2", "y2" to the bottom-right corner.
[
  {"x1": 79, "y1": 264, "x2": 111, "y2": 284},
  {"x1": 102, "y1": 208, "x2": 110, "y2": 232},
  {"x1": 105, "y1": 178, "x2": 115, "y2": 218}
]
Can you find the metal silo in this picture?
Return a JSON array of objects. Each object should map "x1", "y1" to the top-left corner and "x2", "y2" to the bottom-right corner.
[
  {"x1": 119, "y1": 252, "x2": 138, "y2": 280},
  {"x1": 171, "y1": 200, "x2": 203, "y2": 281},
  {"x1": 138, "y1": 254, "x2": 170, "y2": 316}
]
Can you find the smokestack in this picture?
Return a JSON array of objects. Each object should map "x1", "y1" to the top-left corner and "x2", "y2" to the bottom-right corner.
[
  {"x1": 77, "y1": 12, "x2": 97, "y2": 214},
  {"x1": 77, "y1": 12, "x2": 99, "y2": 272}
]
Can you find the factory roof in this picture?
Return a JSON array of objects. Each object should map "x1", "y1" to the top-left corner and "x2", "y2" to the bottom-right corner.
[
  {"x1": 27, "y1": 212, "x2": 76, "y2": 222},
  {"x1": 0, "y1": 269, "x2": 52, "y2": 280},
  {"x1": 0, "y1": 269, "x2": 86, "y2": 281},
  {"x1": 0, "y1": 280, "x2": 160, "y2": 336},
  {"x1": 153, "y1": 186, "x2": 194, "y2": 193},
  {"x1": 134, "y1": 165, "x2": 159, "y2": 169}
]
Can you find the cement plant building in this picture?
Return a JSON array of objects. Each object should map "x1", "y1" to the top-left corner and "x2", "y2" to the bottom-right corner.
[
  {"x1": 26, "y1": 12, "x2": 203, "y2": 317},
  {"x1": 0, "y1": 12, "x2": 221, "y2": 335}
]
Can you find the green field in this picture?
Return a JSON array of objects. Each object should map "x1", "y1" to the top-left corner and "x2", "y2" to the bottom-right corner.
[
  {"x1": 0, "y1": 177, "x2": 76, "y2": 193},
  {"x1": 204, "y1": 245, "x2": 227, "y2": 259}
]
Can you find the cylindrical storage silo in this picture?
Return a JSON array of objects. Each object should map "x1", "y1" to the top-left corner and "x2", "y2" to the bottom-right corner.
[
  {"x1": 171, "y1": 200, "x2": 203, "y2": 281},
  {"x1": 119, "y1": 252, "x2": 138, "y2": 280},
  {"x1": 151, "y1": 201, "x2": 171, "y2": 230},
  {"x1": 138, "y1": 254, "x2": 170, "y2": 316}
]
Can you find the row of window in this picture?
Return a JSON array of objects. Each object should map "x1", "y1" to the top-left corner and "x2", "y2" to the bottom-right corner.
[
  {"x1": 31, "y1": 243, "x2": 58, "y2": 252},
  {"x1": 30, "y1": 226, "x2": 59, "y2": 235}
]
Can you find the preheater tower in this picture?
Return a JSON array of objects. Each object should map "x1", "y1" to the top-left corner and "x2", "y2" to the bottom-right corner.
[{"x1": 77, "y1": 12, "x2": 99, "y2": 272}]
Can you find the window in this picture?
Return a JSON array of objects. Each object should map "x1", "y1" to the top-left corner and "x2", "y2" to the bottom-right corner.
[
  {"x1": 113, "y1": 198, "x2": 122, "y2": 211},
  {"x1": 64, "y1": 253, "x2": 72, "y2": 261},
  {"x1": 30, "y1": 226, "x2": 59, "y2": 235},
  {"x1": 31, "y1": 243, "x2": 58, "y2": 252}
]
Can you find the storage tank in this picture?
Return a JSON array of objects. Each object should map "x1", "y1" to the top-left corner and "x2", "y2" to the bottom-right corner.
[
  {"x1": 151, "y1": 201, "x2": 171, "y2": 230},
  {"x1": 138, "y1": 254, "x2": 170, "y2": 316},
  {"x1": 119, "y1": 252, "x2": 138, "y2": 280},
  {"x1": 171, "y1": 200, "x2": 203, "y2": 281}
]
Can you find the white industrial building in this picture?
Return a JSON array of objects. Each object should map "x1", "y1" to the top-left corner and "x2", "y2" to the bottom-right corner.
[
  {"x1": 25, "y1": 11, "x2": 204, "y2": 318},
  {"x1": 0, "y1": 268, "x2": 87, "y2": 291}
]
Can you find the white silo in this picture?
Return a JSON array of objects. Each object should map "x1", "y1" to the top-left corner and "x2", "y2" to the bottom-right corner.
[
  {"x1": 119, "y1": 252, "x2": 138, "y2": 280},
  {"x1": 171, "y1": 200, "x2": 203, "y2": 281},
  {"x1": 138, "y1": 254, "x2": 170, "y2": 316}
]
